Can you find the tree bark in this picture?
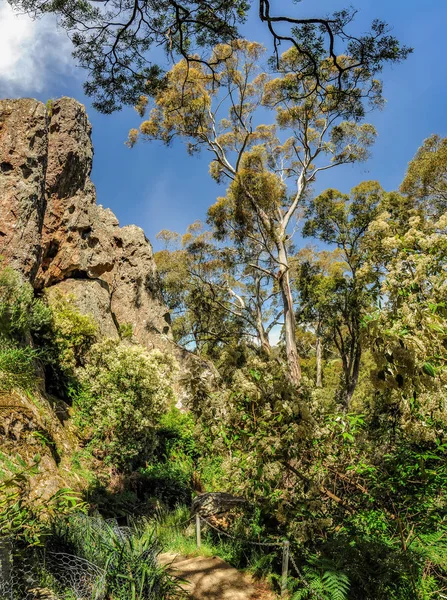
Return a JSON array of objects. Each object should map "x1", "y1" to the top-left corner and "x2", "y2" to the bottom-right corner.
[
  {"x1": 278, "y1": 243, "x2": 301, "y2": 385},
  {"x1": 342, "y1": 342, "x2": 361, "y2": 409},
  {"x1": 316, "y1": 334, "x2": 323, "y2": 388},
  {"x1": 256, "y1": 305, "x2": 271, "y2": 355}
]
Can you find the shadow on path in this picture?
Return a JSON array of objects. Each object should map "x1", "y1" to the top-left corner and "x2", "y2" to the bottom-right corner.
[{"x1": 159, "y1": 552, "x2": 277, "y2": 600}]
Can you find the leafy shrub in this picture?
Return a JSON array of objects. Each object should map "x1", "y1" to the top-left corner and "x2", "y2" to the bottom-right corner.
[
  {"x1": 290, "y1": 555, "x2": 350, "y2": 600},
  {"x1": 0, "y1": 260, "x2": 51, "y2": 340},
  {"x1": 46, "y1": 291, "x2": 97, "y2": 374},
  {"x1": 155, "y1": 407, "x2": 198, "y2": 462},
  {"x1": 139, "y1": 461, "x2": 192, "y2": 507},
  {"x1": 0, "y1": 336, "x2": 40, "y2": 392},
  {"x1": 75, "y1": 339, "x2": 177, "y2": 470},
  {"x1": 0, "y1": 453, "x2": 86, "y2": 546}
]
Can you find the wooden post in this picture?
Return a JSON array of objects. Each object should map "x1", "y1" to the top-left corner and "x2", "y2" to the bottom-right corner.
[
  {"x1": 281, "y1": 540, "x2": 290, "y2": 598},
  {"x1": 195, "y1": 514, "x2": 201, "y2": 548},
  {"x1": 0, "y1": 537, "x2": 12, "y2": 589}
]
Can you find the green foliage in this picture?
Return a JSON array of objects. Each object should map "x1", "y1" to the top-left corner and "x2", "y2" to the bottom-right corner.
[
  {"x1": 299, "y1": 182, "x2": 384, "y2": 407},
  {"x1": 45, "y1": 98, "x2": 54, "y2": 116},
  {"x1": 75, "y1": 339, "x2": 177, "y2": 470},
  {"x1": 155, "y1": 224, "x2": 256, "y2": 356},
  {"x1": 156, "y1": 407, "x2": 198, "y2": 460},
  {"x1": 400, "y1": 134, "x2": 447, "y2": 217},
  {"x1": 139, "y1": 462, "x2": 192, "y2": 508},
  {"x1": 46, "y1": 291, "x2": 97, "y2": 374},
  {"x1": 8, "y1": 0, "x2": 410, "y2": 114},
  {"x1": 118, "y1": 322, "x2": 134, "y2": 339},
  {"x1": 133, "y1": 408, "x2": 199, "y2": 508},
  {"x1": 0, "y1": 453, "x2": 86, "y2": 546},
  {"x1": 291, "y1": 556, "x2": 350, "y2": 600},
  {"x1": 0, "y1": 261, "x2": 52, "y2": 392},
  {"x1": 0, "y1": 259, "x2": 51, "y2": 340},
  {"x1": 49, "y1": 514, "x2": 179, "y2": 599},
  {"x1": 0, "y1": 336, "x2": 40, "y2": 392}
]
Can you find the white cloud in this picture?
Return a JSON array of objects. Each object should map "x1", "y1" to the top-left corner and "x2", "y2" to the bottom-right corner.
[{"x1": 0, "y1": 0, "x2": 75, "y2": 96}]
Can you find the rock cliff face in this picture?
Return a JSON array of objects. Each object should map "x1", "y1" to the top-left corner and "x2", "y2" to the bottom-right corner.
[
  {"x1": 0, "y1": 99, "x2": 47, "y2": 280},
  {"x1": 0, "y1": 97, "x2": 171, "y2": 351},
  {"x1": 0, "y1": 96, "x2": 217, "y2": 505}
]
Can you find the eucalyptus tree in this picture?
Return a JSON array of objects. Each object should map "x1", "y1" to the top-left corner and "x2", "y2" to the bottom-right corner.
[
  {"x1": 7, "y1": 0, "x2": 410, "y2": 112},
  {"x1": 400, "y1": 134, "x2": 447, "y2": 218},
  {"x1": 130, "y1": 40, "x2": 380, "y2": 385},
  {"x1": 155, "y1": 222, "x2": 281, "y2": 355},
  {"x1": 300, "y1": 181, "x2": 383, "y2": 406}
]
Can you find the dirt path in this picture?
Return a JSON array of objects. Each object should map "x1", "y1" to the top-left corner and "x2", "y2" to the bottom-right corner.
[{"x1": 159, "y1": 552, "x2": 276, "y2": 600}]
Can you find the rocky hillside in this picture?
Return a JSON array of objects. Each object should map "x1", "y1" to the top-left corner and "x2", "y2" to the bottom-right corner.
[
  {"x1": 0, "y1": 97, "x2": 172, "y2": 350},
  {"x1": 0, "y1": 97, "x2": 211, "y2": 503}
]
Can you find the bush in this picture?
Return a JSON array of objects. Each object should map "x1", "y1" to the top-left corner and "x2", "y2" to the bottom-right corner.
[
  {"x1": 0, "y1": 260, "x2": 51, "y2": 340},
  {"x1": 139, "y1": 462, "x2": 193, "y2": 507},
  {"x1": 155, "y1": 407, "x2": 198, "y2": 462},
  {"x1": 128, "y1": 408, "x2": 201, "y2": 508},
  {"x1": 75, "y1": 339, "x2": 177, "y2": 470},
  {"x1": 46, "y1": 291, "x2": 97, "y2": 374},
  {"x1": 0, "y1": 336, "x2": 40, "y2": 392}
]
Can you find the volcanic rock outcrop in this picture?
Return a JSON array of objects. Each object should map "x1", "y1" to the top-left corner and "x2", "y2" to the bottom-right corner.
[
  {"x1": 0, "y1": 97, "x2": 171, "y2": 351},
  {"x1": 0, "y1": 99, "x2": 47, "y2": 280},
  {"x1": 0, "y1": 96, "x2": 218, "y2": 504}
]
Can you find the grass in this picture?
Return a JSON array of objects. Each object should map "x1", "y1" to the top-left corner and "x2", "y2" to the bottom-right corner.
[
  {"x1": 69, "y1": 448, "x2": 98, "y2": 485},
  {"x1": 48, "y1": 514, "x2": 182, "y2": 599},
  {"x1": 0, "y1": 339, "x2": 40, "y2": 393}
]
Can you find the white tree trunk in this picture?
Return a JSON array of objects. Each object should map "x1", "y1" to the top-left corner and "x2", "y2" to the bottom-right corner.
[
  {"x1": 316, "y1": 335, "x2": 323, "y2": 388},
  {"x1": 278, "y1": 243, "x2": 301, "y2": 385}
]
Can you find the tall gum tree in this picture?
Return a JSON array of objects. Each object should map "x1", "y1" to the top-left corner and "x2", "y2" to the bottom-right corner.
[{"x1": 130, "y1": 40, "x2": 382, "y2": 385}]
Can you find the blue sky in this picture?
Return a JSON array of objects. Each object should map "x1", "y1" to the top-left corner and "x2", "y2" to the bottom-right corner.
[{"x1": 0, "y1": 0, "x2": 446, "y2": 251}]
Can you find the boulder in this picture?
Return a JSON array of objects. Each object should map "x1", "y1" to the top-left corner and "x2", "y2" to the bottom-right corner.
[
  {"x1": 192, "y1": 493, "x2": 247, "y2": 517},
  {"x1": 0, "y1": 96, "x2": 172, "y2": 351},
  {"x1": 106, "y1": 225, "x2": 171, "y2": 350}
]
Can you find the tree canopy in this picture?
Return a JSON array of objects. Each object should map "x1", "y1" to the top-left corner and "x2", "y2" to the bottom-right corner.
[{"x1": 7, "y1": 0, "x2": 411, "y2": 112}]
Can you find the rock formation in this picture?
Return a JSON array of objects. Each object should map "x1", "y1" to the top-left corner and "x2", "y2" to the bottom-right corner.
[
  {"x1": 0, "y1": 96, "x2": 205, "y2": 503},
  {"x1": 0, "y1": 99, "x2": 48, "y2": 280},
  {"x1": 0, "y1": 96, "x2": 171, "y2": 351}
]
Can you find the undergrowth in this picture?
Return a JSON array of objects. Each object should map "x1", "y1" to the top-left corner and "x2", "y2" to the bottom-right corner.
[{"x1": 49, "y1": 514, "x2": 182, "y2": 599}]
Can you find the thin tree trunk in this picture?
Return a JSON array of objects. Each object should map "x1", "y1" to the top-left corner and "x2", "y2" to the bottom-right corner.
[
  {"x1": 256, "y1": 303, "x2": 271, "y2": 355},
  {"x1": 278, "y1": 244, "x2": 301, "y2": 385},
  {"x1": 342, "y1": 343, "x2": 362, "y2": 409},
  {"x1": 316, "y1": 334, "x2": 323, "y2": 388},
  {"x1": 259, "y1": 330, "x2": 272, "y2": 355}
]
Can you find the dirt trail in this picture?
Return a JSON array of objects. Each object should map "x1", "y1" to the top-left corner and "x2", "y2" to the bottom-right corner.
[{"x1": 159, "y1": 552, "x2": 276, "y2": 600}]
